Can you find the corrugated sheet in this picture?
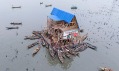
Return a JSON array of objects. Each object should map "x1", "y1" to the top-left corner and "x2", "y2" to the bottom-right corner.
[{"x1": 49, "y1": 8, "x2": 75, "y2": 24}]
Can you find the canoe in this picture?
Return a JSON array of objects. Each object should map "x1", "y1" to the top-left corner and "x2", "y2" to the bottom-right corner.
[
  {"x1": 32, "y1": 31, "x2": 42, "y2": 38},
  {"x1": 27, "y1": 41, "x2": 39, "y2": 49},
  {"x1": 6, "y1": 27, "x2": 19, "y2": 29},
  {"x1": 41, "y1": 38, "x2": 46, "y2": 46},
  {"x1": 80, "y1": 33, "x2": 88, "y2": 43},
  {"x1": 63, "y1": 47, "x2": 72, "y2": 58},
  {"x1": 71, "y1": 6, "x2": 77, "y2": 9},
  {"x1": 100, "y1": 67, "x2": 113, "y2": 71},
  {"x1": 32, "y1": 47, "x2": 40, "y2": 56},
  {"x1": 65, "y1": 46, "x2": 79, "y2": 56},
  {"x1": 75, "y1": 43, "x2": 88, "y2": 52},
  {"x1": 10, "y1": 22, "x2": 22, "y2": 25},
  {"x1": 48, "y1": 46, "x2": 55, "y2": 59},
  {"x1": 85, "y1": 42, "x2": 97, "y2": 50},
  {"x1": 40, "y1": 2, "x2": 43, "y2": 4},
  {"x1": 24, "y1": 36, "x2": 39, "y2": 40},
  {"x1": 58, "y1": 49, "x2": 64, "y2": 63},
  {"x1": 45, "y1": 4, "x2": 52, "y2": 7},
  {"x1": 68, "y1": 49, "x2": 79, "y2": 56},
  {"x1": 61, "y1": 47, "x2": 66, "y2": 59},
  {"x1": 12, "y1": 6, "x2": 21, "y2": 8}
]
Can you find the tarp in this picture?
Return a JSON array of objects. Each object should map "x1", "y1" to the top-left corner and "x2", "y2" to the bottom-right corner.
[{"x1": 49, "y1": 7, "x2": 75, "y2": 24}]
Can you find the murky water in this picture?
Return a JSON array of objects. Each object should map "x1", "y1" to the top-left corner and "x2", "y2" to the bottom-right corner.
[{"x1": 0, "y1": 0, "x2": 119, "y2": 71}]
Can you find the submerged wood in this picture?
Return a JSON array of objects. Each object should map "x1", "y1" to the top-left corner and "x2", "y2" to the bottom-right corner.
[
  {"x1": 10, "y1": 22, "x2": 22, "y2": 25},
  {"x1": 6, "y1": 27, "x2": 19, "y2": 30}
]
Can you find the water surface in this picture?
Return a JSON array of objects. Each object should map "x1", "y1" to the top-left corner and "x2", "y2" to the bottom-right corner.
[{"x1": 0, "y1": 0, "x2": 119, "y2": 71}]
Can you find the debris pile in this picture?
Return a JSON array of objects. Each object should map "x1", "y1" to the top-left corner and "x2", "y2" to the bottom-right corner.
[
  {"x1": 25, "y1": 8, "x2": 97, "y2": 63},
  {"x1": 25, "y1": 30, "x2": 97, "y2": 63}
]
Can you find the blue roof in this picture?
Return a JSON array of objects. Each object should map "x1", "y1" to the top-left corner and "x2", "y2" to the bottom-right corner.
[{"x1": 48, "y1": 8, "x2": 75, "y2": 24}]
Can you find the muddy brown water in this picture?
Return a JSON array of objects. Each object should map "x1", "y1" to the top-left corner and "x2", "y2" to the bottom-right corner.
[{"x1": 0, "y1": 0, "x2": 119, "y2": 71}]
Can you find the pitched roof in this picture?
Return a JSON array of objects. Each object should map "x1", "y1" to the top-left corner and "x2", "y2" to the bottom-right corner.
[{"x1": 48, "y1": 8, "x2": 75, "y2": 24}]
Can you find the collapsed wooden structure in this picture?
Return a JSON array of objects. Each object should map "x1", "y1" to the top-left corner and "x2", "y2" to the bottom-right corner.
[{"x1": 25, "y1": 8, "x2": 97, "y2": 63}]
